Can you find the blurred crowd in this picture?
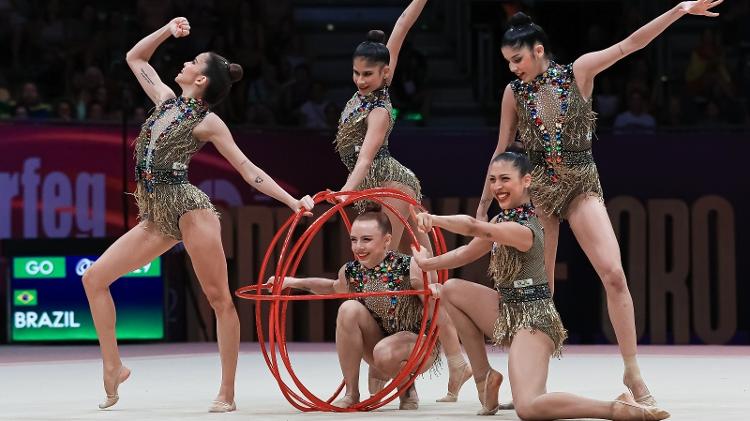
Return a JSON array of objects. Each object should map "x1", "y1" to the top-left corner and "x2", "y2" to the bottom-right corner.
[
  {"x1": 0, "y1": 0, "x2": 747, "y2": 132},
  {"x1": 588, "y1": 2, "x2": 750, "y2": 132},
  {"x1": 0, "y1": 0, "x2": 344, "y2": 129}
]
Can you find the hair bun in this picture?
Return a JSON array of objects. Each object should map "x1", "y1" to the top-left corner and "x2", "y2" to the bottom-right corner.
[
  {"x1": 505, "y1": 142, "x2": 526, "y2": 154},
  {"x1": 509, "y1": 12, "x2": 533, "y2": 28},
  {"x1": 366, "y1": 29, "x2": 386, "y2": 44},
  {"x1": 228, "y1": 63, "x2": 243, "y2": 83},
  {"x1": 363, "y1": 202, "x2": 383, "y2": 213}
]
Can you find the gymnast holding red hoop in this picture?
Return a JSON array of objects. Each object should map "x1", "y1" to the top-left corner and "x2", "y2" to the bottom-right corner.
[{"x1": 265, "y1": 201, "x2": 440, "y2": 410}]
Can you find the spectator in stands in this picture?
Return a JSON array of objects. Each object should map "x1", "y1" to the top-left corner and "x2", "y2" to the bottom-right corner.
[
  {"x1": 55, "y1": 99, "x2": 74, "y2": 122},
  {"x1": 624, "y1": 58, "x2": 651, "y2": 98},
  {"x1": 18, "y1": 82, "x2": 52, "y2": 119},
  {"x1": 298, "y1": 81, "x2": 331, "y2": 129},
  {"x1": 0, "y1": 0, "x2": 743, "y2": 130},
  {"x1": 391, "y1": 41, "x2": 431, "y2": 126},
  {"x1": 685, "y1": 28, "x2": 733, "y2": 100},
  {"x1": 87, "y1": 101, "x2": 105, "y2": 121},
  {"x1": 593, "y1": 75, "x2": 619, "y2": 126},
  {"x1": 283, "y1": 63, "x2": 313, "y2": 114},
  {"x1": 246, "y1": 63, "x2": 281, "y2": 126},
  {"x1": 94, "y1": 86, "x2": 113, "y2": 118},
  {"x1": 613, "y1": 90, "x2": 656, "y2": 134},
  {"x1": 283, "y1": 33, "x2": 309, "y2": 69},
  {"x1": 13, "y1": 104, "x2": 28, "y2": 120},
  {"x1": 0, "y1": 86, "x2": 15, "y2": 119}
]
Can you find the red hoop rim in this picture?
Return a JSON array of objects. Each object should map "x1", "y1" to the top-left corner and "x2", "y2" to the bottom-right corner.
[{"x1": 235, "y1": 188, "x2": 448, "y2": 411}]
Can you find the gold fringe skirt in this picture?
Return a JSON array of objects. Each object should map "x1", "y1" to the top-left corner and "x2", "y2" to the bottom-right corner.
[
  {"x1": 528, "y1": 150, "x2": 604, "y2": 219},
  {"x1": 491, "y1": 298, "x2": 567, "y2": 358},
  {"x1": 354, "y1": 156, "x2": 422, "y2": 213},
  {"x1": 133, "y1": 182, "x2": 217, "y2": 241},
  {"x1": 393, "y1": 295, "x2": 442, "y2": 376},
  {"x1": 361, "y1": 296, "x2": 443, "y2": 376}
]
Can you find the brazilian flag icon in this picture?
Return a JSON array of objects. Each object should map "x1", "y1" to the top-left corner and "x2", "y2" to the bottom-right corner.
[{"x1": 14, "y1": 290, "x2": 37, "y2": 306}]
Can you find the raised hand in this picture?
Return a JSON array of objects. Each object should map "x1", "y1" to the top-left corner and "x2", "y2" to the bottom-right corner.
[
  {"x1": 680, "y1": 0, "x2": 723, "y2": 17},
  {"x1": 168, "y1": 17, "x2": 191, "y2": 38}
]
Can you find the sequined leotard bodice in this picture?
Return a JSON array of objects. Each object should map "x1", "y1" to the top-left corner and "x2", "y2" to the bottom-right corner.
[
  {"x1": 132, "y1": 96, "x2": 216, "y2": 240},
  {"x1": 511, "y1": 62, "x2": 603, "y2": 218},
  {"x1": 334, "y1": 86, "x2": 421, "y2": 210},
  {"x1": 345, "y1": 251, "x2": 424, "y2": 335}
]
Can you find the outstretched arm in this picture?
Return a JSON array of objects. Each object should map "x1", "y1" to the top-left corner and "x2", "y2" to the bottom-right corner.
[
  {"x1": 195, "y1": 114, "x2": 314, "y2": 213},
  {"x1": 477, "y1": 84, "x2": 518, "y2": 221},
  {"x1": 338, "y1": 107, "x2": 390, "y2": 197},
  {"x1": 573, "y1": 0, "x2": 723, "y2": 98},
  {"x1": 432, "y1": 214, "x2": 532, "y2": 251},
  {"x1": 126, "y1": 17, "x2": 190, "y2": 104},
  {"x1": 386, "y1": 0, "x2": 428, "y2": 82},
  {"x1": 412, "y1": 237, "x2": 493, "y2": 271},
  {"x1": 268, "y1": 266, "x2": 349, "y2": 295},
  {"x1": 412, "y1": 206, "x2": 533, "y2": 252}
]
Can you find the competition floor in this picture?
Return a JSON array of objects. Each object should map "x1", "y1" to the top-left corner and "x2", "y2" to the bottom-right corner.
[{"x1": 0, "y1": 343, "x2": 747, "y2": 420}]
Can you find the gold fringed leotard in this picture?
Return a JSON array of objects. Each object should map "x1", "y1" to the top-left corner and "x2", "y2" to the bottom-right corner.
[
  {"x1": 345, "y1": 251, "x2": 440, "y2": 372},
  {"x1": 488, "y1": 204, "x2": 567, "y2": 357},
  {"x1": 334, "y1": 86, "x2": 421, "y2": 212},
  {"x1": 133, "y1": 96, "x2": 217, "y2": 240},
  {"x1": 511, "y1": 62, "x2": 603, "y2": 218}
]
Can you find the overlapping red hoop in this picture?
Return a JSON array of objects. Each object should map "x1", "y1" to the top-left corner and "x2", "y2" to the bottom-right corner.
[{"x1": 235, "y1": 188, "x2": 449, "y2": 411}]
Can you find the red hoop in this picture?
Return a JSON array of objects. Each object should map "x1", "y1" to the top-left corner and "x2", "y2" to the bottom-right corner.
[{"x1": 235, "y1": 188, "x2": 449, "y2": 411}]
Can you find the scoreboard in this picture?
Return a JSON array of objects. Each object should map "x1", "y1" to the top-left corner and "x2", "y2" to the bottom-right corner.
[{"x1": 8, "y1": 255, "x2": 164, "y2": 342}]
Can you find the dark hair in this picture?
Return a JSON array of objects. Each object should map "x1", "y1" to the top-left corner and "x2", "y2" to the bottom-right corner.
[
  {"x1": 353, "y1": 30, "x2": 390, "y2": 65},
  {"x1": 501, "y1": 12, "x2": 550, "y2": 54},
  {"x1": 353, "y1": 202, "x2": 392, "y2": 235},
  {"x1": 491, "y1": 151, "x2": 532, "y2": 175},
  {"x1": 506, "y1": 140, "x2": 526, "y2": 154},
  {"x1": 202, "y1": 52, "x2": 243, "y2": 106}
]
